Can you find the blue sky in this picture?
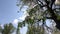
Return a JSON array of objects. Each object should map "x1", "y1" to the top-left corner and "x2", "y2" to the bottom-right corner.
[
  {"x1": 0, "y1": 0, "x2": 23, "y2": 24},
  {"x1": 0, "y1": 0, "x2": 27, "y2": 34}
]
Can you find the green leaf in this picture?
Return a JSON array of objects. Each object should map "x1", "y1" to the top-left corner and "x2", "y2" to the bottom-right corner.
[{"x1": 57, "y1": 15, "x2": 60, "y2": 20}]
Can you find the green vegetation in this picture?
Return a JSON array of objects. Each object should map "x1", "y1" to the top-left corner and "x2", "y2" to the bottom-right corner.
[
  {"x1": 0, "y1": 23, "x2": 15, "y2": 34},
  {"x1": 0, "y1": 0, "x2": 60, "y2": 34}
]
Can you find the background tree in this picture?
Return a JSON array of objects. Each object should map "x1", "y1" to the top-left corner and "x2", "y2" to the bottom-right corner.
[
  {"x1": 26, "y1": 23, "x2": 44, "y2": 34},
  {"x1": 16, "y1": 22, "x2": 21, "y2": 34},
  {"x1": 0, "y1": 24, "x2": 3, "y2": 34},
  {"x1": 0, "y1": 23, "x2": 15, "y2": 34},
  {"x1": 17, "y1": 0, "x2": 60, "y2": 34}
]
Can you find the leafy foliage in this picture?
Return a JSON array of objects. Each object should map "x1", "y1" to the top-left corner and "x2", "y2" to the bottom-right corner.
[
  {"x1": 0, "y1": 23, "x2": 15, "y2": 34},
  {"x1": 27, "y1": 24, "x2": 44, "y2": 34},
  {"x1": 17, "y1": 0, "x2": 60, "y2": 34}
]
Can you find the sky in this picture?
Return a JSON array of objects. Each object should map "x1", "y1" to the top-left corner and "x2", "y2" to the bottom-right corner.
[
  {"x1": 0, "y1": 0, "x2": 28, "y2": 34},
  {"x1": 0, "y1": 0, "x2": 20, "y2": 24}
]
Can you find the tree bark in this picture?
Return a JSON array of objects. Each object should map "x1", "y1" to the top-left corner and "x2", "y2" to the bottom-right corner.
[{"x1": 47, "y1": 6, "x2": 60, "y2": 30}]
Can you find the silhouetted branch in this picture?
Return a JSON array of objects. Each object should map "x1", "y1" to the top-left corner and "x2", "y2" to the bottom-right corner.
[
  {"x1": 50, "y1": 0, "x2": 55, "y2": 8},
  {"x1": 37, "y1": 0, "x2": 43, "y2": 5},
  {"x1": 46, "y1": 17, "x2": 53, "y2": 19}
]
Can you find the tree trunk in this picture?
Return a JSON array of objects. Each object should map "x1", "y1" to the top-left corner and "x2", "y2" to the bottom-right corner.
[{"x1": 47, "y1": 6, "x2": 60, "y2": 30}]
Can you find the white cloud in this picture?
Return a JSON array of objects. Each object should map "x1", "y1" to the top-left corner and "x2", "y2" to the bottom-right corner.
[
  {"x1": 12, "y1": 7, "x2": 29, "y2": 34},
  {"x1": 13, "y1": 19, "x2": 18, "y2": 25},
  {"x1": 19, "y1": 11, "x2": 29, "y2": 21},
  {"x1": 20, "y1": 26, "x2": 28, "y2": 34},
  {"x1": 0, "y1": 24, "x2": 3, "y2": 27},
  {"x1": 0, "y1": 24, "x2": 4, "y2": 29},
  {"x1": 13, "y1": 9, "x2": 29, "y2": 26},
  {"x1": 46, "y1": 19, "x2": 56, "y2": 28},
  {"x1": 12, "y1": 11, "x2": 28, "y2": 25},
  {"x1": 19, "y1": 15, "x2": 26, "y2": 21}
]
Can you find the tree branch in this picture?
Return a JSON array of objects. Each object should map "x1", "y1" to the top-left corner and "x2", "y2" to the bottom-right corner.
[
  {"x1": 36, "y1": 0, "x2": 60, "y2": 30},
  {"x1": 37, "y1": 0, "x2": 43, "y2": 5},
  {"x1": 46, "y1": 17, "x2": 53, "y2": 19},
  {"x1": 44, "y1": 0, "x2": 49, "y2": 5},
  {"x1": 50, "y1": 0, "x2": 55, "y2": 8}
]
